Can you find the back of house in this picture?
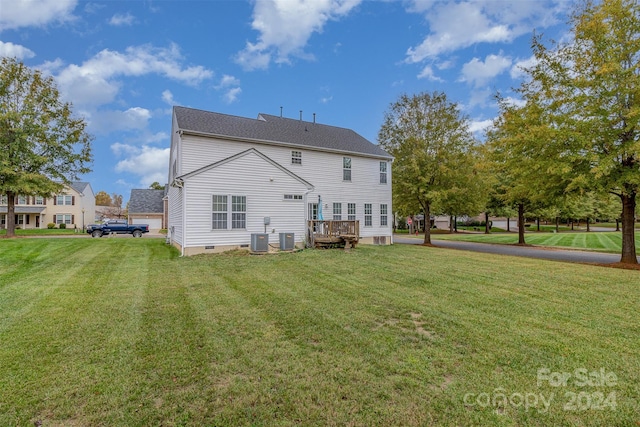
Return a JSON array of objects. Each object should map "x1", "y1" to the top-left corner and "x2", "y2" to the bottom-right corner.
[{"x1": 167, "y1": 106, "x2": 393, "y2": 255}]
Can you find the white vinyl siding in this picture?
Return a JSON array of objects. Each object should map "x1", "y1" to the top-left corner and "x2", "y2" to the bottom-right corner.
[{"x1": 174, "y1": 133, "x2": 393, "y2": 245}]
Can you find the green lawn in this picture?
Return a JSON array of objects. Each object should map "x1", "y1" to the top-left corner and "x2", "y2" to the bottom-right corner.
[
  {"x1": 0, "y1": 228, "x2": 82, "y2": 236},
  {"x1": 432, "y1": 231, "x2": 640, "y2": 253},
  {"x1": 1, "y1": 239, "x2": 638, "y2": 426}
]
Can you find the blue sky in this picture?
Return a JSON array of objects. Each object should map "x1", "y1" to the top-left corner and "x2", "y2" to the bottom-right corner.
[{"x1": 0, "y1": 0, "x2": 571, "y2": 202}]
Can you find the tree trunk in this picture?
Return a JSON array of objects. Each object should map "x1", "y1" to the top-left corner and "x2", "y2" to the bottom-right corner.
[
  {"x1": 484, "y1": 212, "x2": 490, "y2": 234},
  {"x1": 6, "y1": 191, "x2": 16, "y2": 238},
  {"x1": 454, "y1": 216, "x2": 458, "y2": 233},
  {"x1": 536, "y1": 217, "x2": 540, "y2": 232},
  {"x1": 449, "y1": 215, "x2": 454, "y2": 233},
  {"x1": 555, "y1": 216, "x2": 560, "y2": 233},
  {"x1": 615, "y1": 218, "x2": 620, "y2": 231},
  {"x1": 507, "y1": 217, "x2": 510, "y2": 232},
  {"x1": 586, "y1": 217, "x2": 590, "y2": 232},
  {"x1": 423, "y1": 203, "x2": 431, "y2": 245},
  {"x1": 620, "y1": 193, "x2": 638, "y2": 264},
  {"x1": 517, "y1": 203, "x2": 526, "y2": 245}
]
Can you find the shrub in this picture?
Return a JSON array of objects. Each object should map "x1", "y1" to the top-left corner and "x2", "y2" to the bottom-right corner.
[
  {"x1": 47, "y1": 223, "x2": 56, "y2": 229},
  {"x1": 59, "y1": 223, "x2": 66, "y2": 229}
]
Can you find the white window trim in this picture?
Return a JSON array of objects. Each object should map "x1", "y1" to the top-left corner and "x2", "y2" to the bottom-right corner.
[{"x1": 212, "y1": 194, "x2": 247, "y2": 231}]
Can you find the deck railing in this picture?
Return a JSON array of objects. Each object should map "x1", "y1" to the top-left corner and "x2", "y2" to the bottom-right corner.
[{"x1": 307, "y1": 220, "x2": 359, "y2": 247}]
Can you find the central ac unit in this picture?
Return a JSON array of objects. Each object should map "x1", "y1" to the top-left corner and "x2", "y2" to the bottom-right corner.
[
  {"x1": 251, "y1": 233, "x2": 269, "y2": 252},
  {"x1": 279, "y1": 232, "x2": 295, "y2": 251}
]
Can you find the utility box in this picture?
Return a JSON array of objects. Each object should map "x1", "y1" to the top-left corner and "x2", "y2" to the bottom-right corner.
[
  {"x1": 279, "y1": 232, "x2": 295, "y2": 251},
  {"x1": 251, "y1": 233, "x2": 269, "y2": 252}
]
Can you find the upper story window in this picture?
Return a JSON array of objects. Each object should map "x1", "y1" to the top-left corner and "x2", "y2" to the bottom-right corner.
[
  {"x1": 0, "y1": 195, "x2": 6, "y2": 205},
  {"x1": 291, "y1": 151, "x2": 302, "y2": 165},
  {"x1": 380, "y1": 162, "x2": 388, "y2": 184},
  {"x1": 35, "y1": 196, "x2": 44, "y2": 205},
  {"x1": 56, "y1": 195, "x2": 73, "y2": 205},
  {"x1": 18, "y1": 196, "x2": 27, "y2": 205},
  {"x1": 343, "y1": 157, "x2": 352, "y2": 181}
]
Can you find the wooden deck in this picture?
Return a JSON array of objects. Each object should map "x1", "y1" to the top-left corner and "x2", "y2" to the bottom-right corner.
[{"x1": 307, "y1": 220, "x2": 360, "y2": 249}]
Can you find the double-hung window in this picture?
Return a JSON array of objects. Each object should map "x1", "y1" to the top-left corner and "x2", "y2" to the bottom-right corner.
[
  {"x1": 380, "y1": 204, "x2": 388, "y2": 226},
  {"x1": 57, "y1": 195, "x2": 73, "y2": 205},
  {"x1": 291, "y1": 151, "x2": 302, "y2": 165},
  {"x1": 35, "y1": 196, "x2": 44, "y2": 205},
  {"x1": 347, "y1": 203, "x2": 356, "y2": 221},
  {"x1": 18, "y1": 196, "x2": 27, "y2": 205},
  {"x1": 380, "y1": 162, "x2": 388, "y2": 184},
  {"x1": 212, "y1": 195, "x2": 246, "y2": 230},
  {"x1": 333, "y1": 203, "x2": 342, "y2": 220},
  {"x1": 343, "y1": 157, "x2": 352, "y2": 181},
  {"x1": 55, "y1": 214, "x2": 72, "y2": 225},
  {"x1": 364, "y1": 203, "x2": 372, "y2": 227}
]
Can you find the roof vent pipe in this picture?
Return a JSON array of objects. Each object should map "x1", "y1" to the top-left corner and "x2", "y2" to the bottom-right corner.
[
  {"x1": 313, "y1": 113, "x2": 316, "y2": 124},
  {"x1": 280, "y1": 106, "x2": 283, "y2": 117},
  {"x1": 299, "y1": 110, "x2": 303, "y2": 121}
]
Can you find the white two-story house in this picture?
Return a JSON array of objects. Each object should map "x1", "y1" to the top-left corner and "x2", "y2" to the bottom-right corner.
[{"x1": 168, "y1": 106, "x2": 393, "y2": 255}]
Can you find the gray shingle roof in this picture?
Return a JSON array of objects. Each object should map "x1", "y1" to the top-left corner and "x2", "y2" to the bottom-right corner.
[
  {"x1": 173, "y1": 106, "x2": 392, "y2": 159},
  {"x1": 69, "y1": 182, "x2": 90, "y2": 194},
  {"x1": 128, "y1": 189, "x2": 165, "y2": 214}
]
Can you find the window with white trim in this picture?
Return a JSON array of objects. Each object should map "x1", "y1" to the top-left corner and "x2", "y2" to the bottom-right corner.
[
  {"x1": 212, "y1": 195, "x2": 228, "y2": 230},
  {"x1": 333, "y1": 202, "x2": 342, "y2": 220},
  {"x1": 284, "y1": 194, "x2": 303, "y2": 200},
  {"x1": 364, "y1": 203, "x2": 372, "y2": 227},
  {"x1": 57, "y1": 195, "x2": 73, "y2": 205},
  {"x1": 380, "y1": 162, "x2": 388, "y2": 184},
  {"x1": 0, "y1": 214, "x2": 5, "y2": 225},
  {"x1": 380, "y1": 204, "x2": 388, "y2": 226},
  {"x1": 231, "y1": 196, "x2": 246, "y2": 229},
  {"x1": 55, "y1": 214, "x2": 72, "y2": 225},
  {"x1": 343, "y1": 157, "x2": 351, "y2": 181},
  {"x1": 212, "y1": 195, "x2": 246, "y2": 230},
  {"x1": 1, "y1": 195, "x2": 7, "y2": 204},
  {"x1": 291, "y1": 150, "x2": 302, "y2": 165},
  {"x1": 18, "y1": 196, "x2": 27, "y2": 205},
  {"x1": 35, "y1": 196, "x2": 44, "y2": 205},
  {"x1": 347, "y1": 203, "x2": 356, "y2": 221}
]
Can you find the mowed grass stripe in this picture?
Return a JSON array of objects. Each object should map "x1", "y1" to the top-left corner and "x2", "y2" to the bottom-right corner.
[{"x1": 0, "y1": 239, "x2": 638, "y2": 425}]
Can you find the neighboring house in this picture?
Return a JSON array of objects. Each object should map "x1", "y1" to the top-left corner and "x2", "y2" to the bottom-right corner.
[
  {"x1": 0, "y1": 182, "x2": 95, "y2": 230},
  {"x1": 168, "y1": 106, "x2": 393, "y2": 255},
  {"x1": 128, "y1": 187, "x2": 167, "y2": 230}
]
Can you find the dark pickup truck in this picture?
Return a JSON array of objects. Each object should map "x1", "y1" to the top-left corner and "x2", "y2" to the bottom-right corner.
[{"x1": 86, "y1": 220, "x2": 149, "y2": 238}]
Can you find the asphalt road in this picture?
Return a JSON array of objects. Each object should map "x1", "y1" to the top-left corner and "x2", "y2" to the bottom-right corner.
[{"x1": 393, "y1": 234, "x2": 635, "y2": 264}]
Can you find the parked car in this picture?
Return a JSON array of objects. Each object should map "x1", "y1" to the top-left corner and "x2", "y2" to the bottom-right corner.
[{"x1": 86, "y1": 219, "x2": 149, "y2": 238}]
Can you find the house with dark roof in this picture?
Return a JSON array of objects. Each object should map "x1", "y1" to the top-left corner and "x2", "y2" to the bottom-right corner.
[
  {"x1": 1, "y1": 182, "x2": 95, "y2": 230},
  {"x1": 128, "y1": 188, "x2": 167, "y2": 230},
  {"x1": 168, "y1": 106, "x2": 393, "y2": 255}
]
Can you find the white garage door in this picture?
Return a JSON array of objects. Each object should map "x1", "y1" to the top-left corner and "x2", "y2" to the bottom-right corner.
[{"x1": 132, "y1": 218, "x2": 162, "y2": 230}]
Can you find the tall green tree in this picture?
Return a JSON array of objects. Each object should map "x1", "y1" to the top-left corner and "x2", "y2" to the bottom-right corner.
[
  {"x1": 515, "y1": 0, "x2": 640, "y2": 263},
  {"x1": 378, "y1": 92, "x2": 477, "y2": 244},
  {"x1": 0, "y1": 58, "x2": 92, "y2": 237},
  {"x1": 149, "y1": 181, "x2": 164, "y2": 190}
]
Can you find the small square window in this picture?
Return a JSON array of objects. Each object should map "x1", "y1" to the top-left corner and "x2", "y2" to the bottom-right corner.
[{"x1": 292, "y1": 151, "x2": 302, "y2": 165}]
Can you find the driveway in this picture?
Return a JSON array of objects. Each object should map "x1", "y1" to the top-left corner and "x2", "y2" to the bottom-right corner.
[{"x1": 393, "y1": 234, "x2": 635, "y2": 264}]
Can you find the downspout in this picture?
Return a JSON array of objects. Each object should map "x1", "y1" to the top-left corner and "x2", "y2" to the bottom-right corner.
[{"x1": 181, "y1": 181, "x2": 186, "y2": 257}]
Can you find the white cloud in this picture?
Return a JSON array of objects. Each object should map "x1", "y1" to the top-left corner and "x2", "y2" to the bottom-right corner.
[
  {"x1": 112, "y1": 144, "x2": 170, "y2": 187},
  {"x1": 235, "y1": 0, "x2": 362, "y2": 70},
  {"x1": 405, "y1": 1, "x2": 563, "y2": 63},
  {"x1": 53, "y1": 43, "x2": 213, "y2": 108},
  {"x1": 417, "y1": 65, "x2": 443, "y2": 82},
  {"x1": 215, "y1": 74, "x2": 241, "y2": 104},
  {"x1": 460, "y1": 53, "x2": 511, "y2": 87},
  {"x1": 320, "y1": 95, "x2": 333, "y2": 104},
  {"x1": 223, "y1": 87, "x2": 242, "y2": 104},
  {"x1": 510, "y1": 55, "x2": 538, "y2": 79},
  {"x1": 0, "y1": 41, "x2": 35, "y2": 59},
  {"x1": 469, "y1": 119, "x2": 493, "y2": 135},
  {"x1": 87, "y1": 107, "x2": 151, "y2": 134},
  {"x1": 0, "y1": 0, "x2": 77, "y2": 31},
  {"x1": 161, "y1": 90, "x2": 175, "y2": 105},
  {"x1": 109, "y1": 13, "x2": 135, "y2": 27}
]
